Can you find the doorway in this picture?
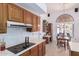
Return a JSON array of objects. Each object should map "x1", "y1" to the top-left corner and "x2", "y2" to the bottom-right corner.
[{"x1": 56, "y1": 14, "x2": 74, "y2": 39}]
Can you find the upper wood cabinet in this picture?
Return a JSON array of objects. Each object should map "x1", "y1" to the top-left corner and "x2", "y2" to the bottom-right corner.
[
  {"x1": 42, "y1": 41, "x2": 46, "y2": 56},
  {"x1": 8, "y1": 4, "x2": 24, "y2": 23},
  {"x1": 37, "y1": 16, "x2": 40, "y2": 25},
  {"x1": 37, "y1": 16, "x2": 40, "y2": 31},
  {"x1": 32, "y1": 15, "x2": 37, "y2": 32},
  {"x1": 7, "y1": 3, "x2": 40, "y2": 32},
  {"x1": 24, "y1": 10, "x2": 32, "y2": 24},
  {"x1": 32, "y1": 15, "x2": 40, "y2": 32},
  {"x1": 0, "y1": 4, "x2": 7, "y2": 33}
]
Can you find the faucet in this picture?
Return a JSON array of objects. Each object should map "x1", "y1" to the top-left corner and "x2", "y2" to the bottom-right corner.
[{"x1": 25, "y1": 36, "x2": 29, "y2": 47}]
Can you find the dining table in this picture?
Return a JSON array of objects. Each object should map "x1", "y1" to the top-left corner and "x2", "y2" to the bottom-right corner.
[{"x1": 57, "y1": 36, "x2": 70, "y2": 49}]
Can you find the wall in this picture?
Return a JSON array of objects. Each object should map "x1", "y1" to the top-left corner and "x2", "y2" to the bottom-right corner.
[
  {"x1": 47, "y1": 9, "x2": 79, "y2": 42},
  {"x1": 0, "y1": 26, "x2": 42, "y2": 48}
]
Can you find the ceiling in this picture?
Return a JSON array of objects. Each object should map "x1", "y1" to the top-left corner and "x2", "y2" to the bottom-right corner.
[
  {"x1": 15, "y1": 3, "x2": 46, "y2": 15},
  {"x1": 46, "y1": 3, "x2": 79, "y2": 12},
  {"x1": 15, "y1": 3, "x2": 79, "y2": 14}
]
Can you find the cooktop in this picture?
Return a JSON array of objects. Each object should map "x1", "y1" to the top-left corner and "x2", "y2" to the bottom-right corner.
[{"x1": 7, "y1": 42, "x2": 35, "y2": 54}]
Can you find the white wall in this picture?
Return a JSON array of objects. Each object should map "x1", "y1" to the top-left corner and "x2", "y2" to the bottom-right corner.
[
  {"x1": 47, "y1": 9, "x2": 79, "y2": 42},
  {"x1": 0, "y1": 27, "x2": 42, "y2": 48}
]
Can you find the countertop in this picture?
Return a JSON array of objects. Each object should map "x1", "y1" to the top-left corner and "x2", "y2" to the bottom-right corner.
[
  {"x1": 69, "y1": 41, "x2": 79, "y2": 52},
  {"x1": 0, "y1": 39, "x2": 45, "y2": 56},
  {"x1": 44, "y1": 35, "x2": 51, "y2": 37}
]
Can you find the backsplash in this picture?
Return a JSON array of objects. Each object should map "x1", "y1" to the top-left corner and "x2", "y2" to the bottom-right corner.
[{"x1": 0, "y1": 27, "x2": 42, "y2": 48}]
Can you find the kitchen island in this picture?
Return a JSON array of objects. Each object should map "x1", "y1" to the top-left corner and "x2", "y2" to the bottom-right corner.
[
  {"x1": 69, "y1": 41, "x2": 79, "y2": 56},
  {"x1": 0, "y1": 39, "x2": 46, "y2": 56}
]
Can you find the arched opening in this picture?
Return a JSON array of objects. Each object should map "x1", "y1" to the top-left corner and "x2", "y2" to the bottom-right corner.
[{"x1": 56, "y1": 14, "x2": 74, "y2": 40}]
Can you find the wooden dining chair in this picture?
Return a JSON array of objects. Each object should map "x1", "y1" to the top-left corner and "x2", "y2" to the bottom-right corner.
[{"x1": 57, "y1": 38, "x2": 67, "y2": 49}]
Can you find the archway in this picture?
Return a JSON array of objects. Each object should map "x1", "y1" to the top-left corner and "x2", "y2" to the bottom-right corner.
[{"x1": 56, "y1": 14, "x2": 74, "y2": 39}]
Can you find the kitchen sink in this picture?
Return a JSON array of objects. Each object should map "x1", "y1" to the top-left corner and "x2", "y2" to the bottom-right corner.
[{"x1": 7, "y1": 42, "x2": 35, "y2": 54}]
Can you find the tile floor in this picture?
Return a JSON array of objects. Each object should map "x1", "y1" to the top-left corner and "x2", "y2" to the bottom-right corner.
[{"x1": 45, "y1": 40, "x2": 69, "y2": 56}]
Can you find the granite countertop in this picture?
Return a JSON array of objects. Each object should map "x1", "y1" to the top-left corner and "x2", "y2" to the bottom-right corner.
[
  {"x1": 69, "y1": 41, "x2": 79, "y2": 52},
  {"x1": 0, "y1": 39, "x2": 45, "y2": 56}
]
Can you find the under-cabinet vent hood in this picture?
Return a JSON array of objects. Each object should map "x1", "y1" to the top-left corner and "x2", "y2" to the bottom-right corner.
[{"x1": 7, "y1": 21, "x2": 32, "y2": 28}]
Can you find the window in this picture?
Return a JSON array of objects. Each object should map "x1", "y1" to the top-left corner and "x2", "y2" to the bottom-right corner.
[{"x1": 57, "y1": 22, "x2": 74, "y2": 38}]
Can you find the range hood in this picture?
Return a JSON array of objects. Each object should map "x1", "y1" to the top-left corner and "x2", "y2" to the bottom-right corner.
[{"x1": 7, "y1": 21, "x2": 32, "y2": 28}]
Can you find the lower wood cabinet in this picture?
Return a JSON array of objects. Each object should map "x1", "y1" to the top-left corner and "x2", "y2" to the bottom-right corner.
[
  {"x1": 42, "y1": 41, "x2": 46, "y2": 56},
  {"x1": 20, "y1": 50, "x2": 30, "y2": 56},
  {"x1": 20, "y1": 41, "x2": 46, "y2": 56},
  {"x1": 30, "y1": 45, "x2": 38, "y2": 56},
  {"x1": 38, "y1": 43, "x2": 43, "y2": 56}
]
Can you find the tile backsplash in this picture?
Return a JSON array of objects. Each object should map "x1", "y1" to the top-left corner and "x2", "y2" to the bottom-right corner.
[{"x1": 0, "y1": 26, "x2": 42, "y2": 48}]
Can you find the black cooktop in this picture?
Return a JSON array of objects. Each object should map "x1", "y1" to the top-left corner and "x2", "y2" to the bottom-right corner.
[{"x1": 7, "y1": 42, "x2": 35, "y2": 54}]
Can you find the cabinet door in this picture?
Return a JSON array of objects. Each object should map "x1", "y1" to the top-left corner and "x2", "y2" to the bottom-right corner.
[
  {"x1": 24, "y1": 10, "x2": 32, "y2": 24},
  {"x1": 30, "y1": 45, "x2": 38, "y2": 56},
  {"x1": 32, "y1": 15, "x2": 37, "y2": 32},
  {"x1": 36, "y1": 16, "x2": 40, "y2": 31},
  {"x1": 20, "y1": 50, "x2": 30, "y2": 56},
  {"x1": 0, "y1": 4, "x2": 7, "y2": 33},
  {"x1": 38, "y1": 43, "x2": 43, "y2": 56},
  {"x1": 8, "y1": 4, "x2": 23, "y2": 23},
  {"x1": 42, "y1": 41, "x2": 46, "y2": 56},
  {"x1": 38, "y1": 16, "x2": 40, "y2": 25}
]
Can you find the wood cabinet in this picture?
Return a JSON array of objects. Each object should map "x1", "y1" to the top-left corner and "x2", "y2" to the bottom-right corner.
[
  {"x1": 0, "y1": 3, "x2": 40, "y2": 33},
  {"x1": 42, "y1": 41, "x2": 46, "y2": 56},
  {"x1": 7, "y1": 3, "x2": 40, "y2": 32},
  {"x1": 32, "y1": 15, "x2": 37, "y2": 32},
  {"x1": 70, "y1": 51, "x2": 79, "y2": 56},
  {"x1": 37, "y1": 16, "x2": 40, "y2": 31},
  {"x1": 37, "y1": 16, "x2": 40, "y2": 25},
  {"x1": 24, "y1": 10, "x2": 32, "y2": 24},
  {"x1": 30, "y1": 45, "x2": 38, "y2": 56},
  {"x1": 8, "y1": 4, "x2": 24, "y2": 23},
  {"x1": 32, "y1": 15, "x2": 40, "y2": 32},
  {"x1": 20, "y1": 41, "x2": 46, "y2": 56},
  {"x1": 0, "y1": 4, "x2": 7, "y2": 33},
  {"x1": 20, "y1": 50, "x2": 30, "y2": 56},
  {"x1": 38, "y1": 43, "x2": 43, "y2": 56}
]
